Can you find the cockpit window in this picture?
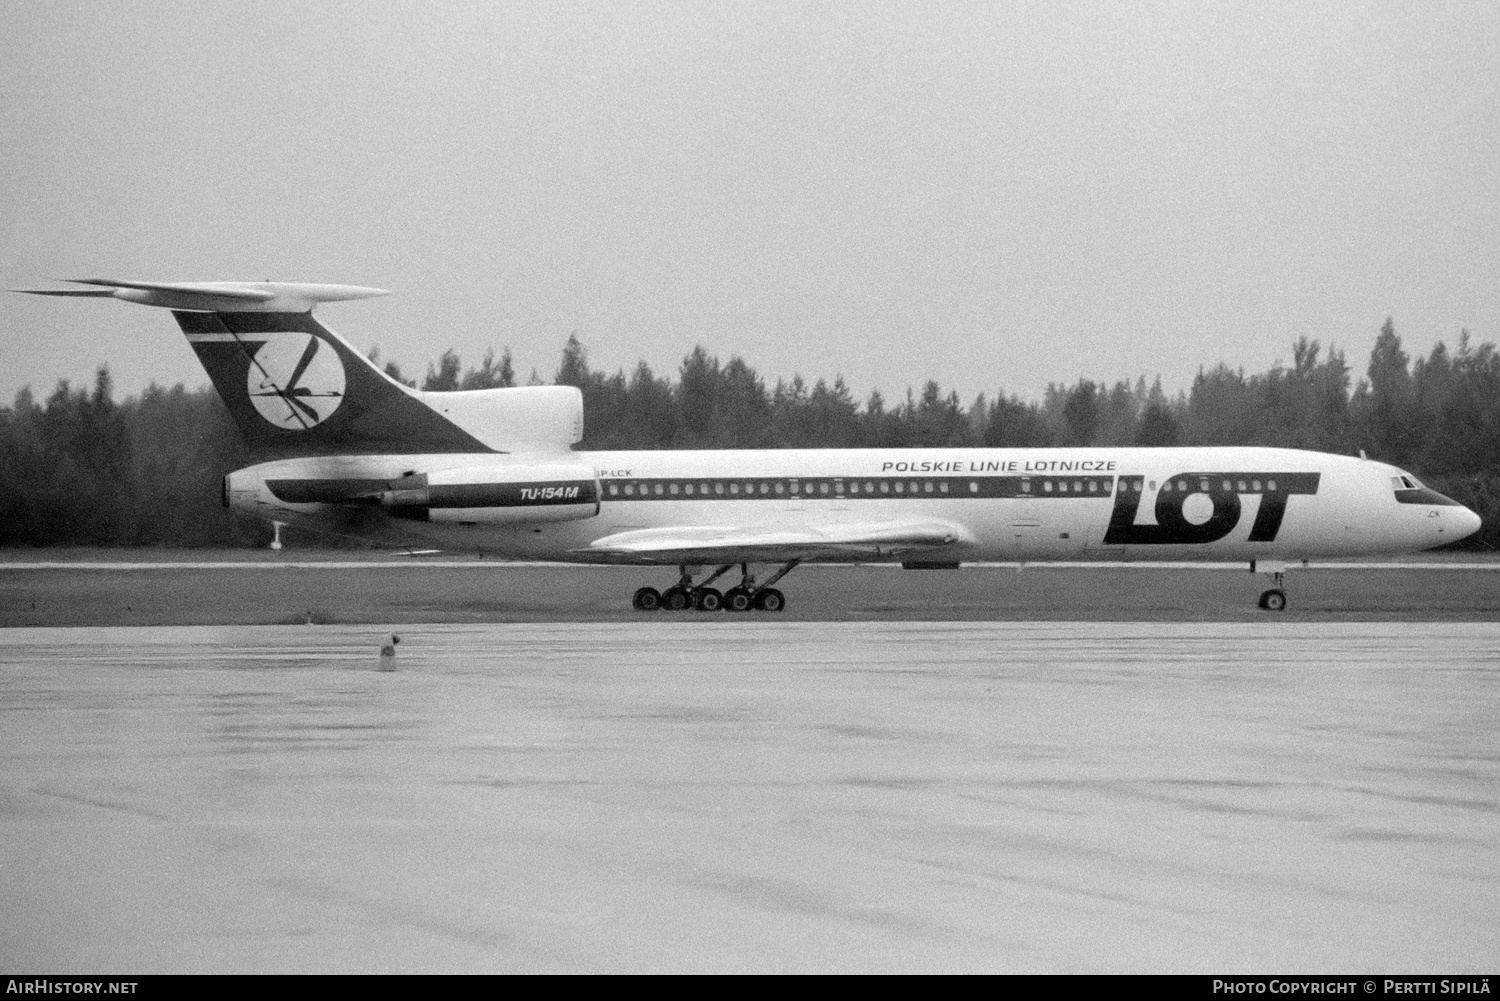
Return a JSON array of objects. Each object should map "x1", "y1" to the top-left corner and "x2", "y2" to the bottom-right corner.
[{"x1": 1391, "y1": 474, "x2": 1422, "y2": 490}]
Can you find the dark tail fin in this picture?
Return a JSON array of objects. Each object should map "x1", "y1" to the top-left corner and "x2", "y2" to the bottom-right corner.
[
  {"x1": 14, "y1": 280, "x2": 500, "y2": 458},
  {"x1": 15, "y1": 279, "x2": 590, "y2": 457},
  {"x1": 175, "y1": 309, "x2": 492, "y2": 457}
]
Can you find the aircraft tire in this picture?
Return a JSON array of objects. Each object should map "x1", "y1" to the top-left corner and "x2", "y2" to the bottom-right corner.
[
  {"x1": 1260, "y1": 588, "x2": 1287, "y2": 612},
  {"x1": 695, "y1": 587, "x2": 723, "y2": 612},
  {"x1": 633, "y1": 587, "x2": 662, "y2": 612},
  {"x1": 755, "y1": 588, "x2": 785, "y2": 613},
  {"x1": 663, "y1": 586, "x2": 692, "y2": 611},
  {"x1": 723, "y1": 587, "x2": 754, "y2": 612}
]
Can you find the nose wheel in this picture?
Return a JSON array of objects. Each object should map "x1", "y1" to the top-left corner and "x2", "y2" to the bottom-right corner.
[
  {"x1": 633, "y1": 561, "x2": 797, "y2": 613},
  {"x1": 1250, "y1": 561, "x2": 1292, "y2": 611},
  {"x1": 1258, "y1": 588, "x2": 1287, "y2": 611}
]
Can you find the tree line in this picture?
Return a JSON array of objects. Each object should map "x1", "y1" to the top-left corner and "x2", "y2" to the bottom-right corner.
[{"x1": 2, "y1": 319, "x2": 1496, "y2": 548}]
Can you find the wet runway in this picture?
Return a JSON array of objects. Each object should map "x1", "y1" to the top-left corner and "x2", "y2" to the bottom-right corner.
[{"x1": 3, "y1": 622, "x2": 1498, "y2": 972}]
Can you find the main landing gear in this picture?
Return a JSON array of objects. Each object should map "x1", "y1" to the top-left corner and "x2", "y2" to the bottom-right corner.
[{"x1": 632, "y1": 561, "x2": 799, "y2": 613}]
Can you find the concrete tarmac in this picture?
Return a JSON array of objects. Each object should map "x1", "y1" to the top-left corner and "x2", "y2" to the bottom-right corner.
[
  {"x1": 5, "y1": 557, "x2": 1500, "y2": 625},
  {"x1": 2, "y1": 621, "x2": 1497, "y2": 972}
]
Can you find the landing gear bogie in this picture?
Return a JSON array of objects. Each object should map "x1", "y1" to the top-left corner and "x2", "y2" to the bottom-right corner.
[{"x1": 631, "y1": 561, "x2": 799, "y2": 613}]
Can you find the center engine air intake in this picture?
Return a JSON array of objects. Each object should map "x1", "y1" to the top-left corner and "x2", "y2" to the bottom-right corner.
[{"x1": 381, "y1": 463, "x2": 601, "y2": 524}]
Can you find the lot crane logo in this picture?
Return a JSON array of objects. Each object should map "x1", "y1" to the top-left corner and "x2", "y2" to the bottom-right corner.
[{"x1": 246, "y1": 332, "x2": 346, "y2": 429}]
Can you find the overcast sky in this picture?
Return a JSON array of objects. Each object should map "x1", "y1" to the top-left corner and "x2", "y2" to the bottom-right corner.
[{"x1": 2, "y1": 1, "x2": 1496, "y2": 408}]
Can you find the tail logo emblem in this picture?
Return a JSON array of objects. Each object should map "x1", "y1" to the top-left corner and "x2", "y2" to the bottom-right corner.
[{"x1": 246, "y1": 333, "x2": 346, "y2": 429}]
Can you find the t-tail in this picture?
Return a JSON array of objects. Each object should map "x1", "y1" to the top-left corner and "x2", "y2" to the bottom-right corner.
[{"x1": 14, "y1": 279, "x2": 582, "y2": 457}]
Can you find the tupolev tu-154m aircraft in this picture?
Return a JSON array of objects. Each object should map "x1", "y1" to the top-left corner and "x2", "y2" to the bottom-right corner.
[{"x1": 19, "y1": 279, "x2": 1482, "y2": 612}]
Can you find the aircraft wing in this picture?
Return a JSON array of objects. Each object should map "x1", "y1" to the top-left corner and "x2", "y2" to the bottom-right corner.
[{"x1": 577, "y1": 520, "x2": 968, "y2": 564}]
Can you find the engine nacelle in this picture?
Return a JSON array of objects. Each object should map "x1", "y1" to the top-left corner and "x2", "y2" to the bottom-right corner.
[{"x1": 381, "y1": 462, "x2": 600, "y2": 525}]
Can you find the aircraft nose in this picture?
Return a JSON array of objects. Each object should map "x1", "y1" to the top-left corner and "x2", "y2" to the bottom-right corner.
[{"x1": 1456, "y1": 505, "x2": 1483, "y2": 542}]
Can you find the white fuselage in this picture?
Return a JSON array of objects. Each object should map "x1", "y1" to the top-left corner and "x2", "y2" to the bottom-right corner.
[{"x1": 226, "y1": 445, "x2": 1479, "y2": 564}]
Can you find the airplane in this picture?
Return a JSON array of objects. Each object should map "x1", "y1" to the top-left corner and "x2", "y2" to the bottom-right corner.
[{"x1": 16, "y1": 279, "x2": 1482, "y2": 613}]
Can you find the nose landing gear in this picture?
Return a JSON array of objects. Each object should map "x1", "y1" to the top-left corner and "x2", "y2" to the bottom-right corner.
[
  {"x1": 1251, "y1": 560, "x2": 1298, "y2": 612},
  {"x1": 633, "y1": 561, "x2": 798, "y2": 613},
  {"x1": 1257, "y1": 587, "x2": 1288, "y2": 611}
]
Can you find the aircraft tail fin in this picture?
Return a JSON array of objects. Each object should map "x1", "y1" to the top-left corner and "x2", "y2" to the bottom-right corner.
[{"x1": 14, "y1": 280, "x2": 583, "y2": 458}]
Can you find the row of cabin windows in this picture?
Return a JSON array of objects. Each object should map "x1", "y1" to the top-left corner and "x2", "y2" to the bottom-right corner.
[
  {"x1": 601, "y1": 476, "x2": 1294, "y2": 500},
  {"x1": 602, "y1": 476, "x2": 1116, "y2": 499},
  {"x1": 1118, "y1": 477, "x2": 1281, "y2": 494},
  {"x1": 606, "y1": 479, "x2": 956, "y2": 498}
]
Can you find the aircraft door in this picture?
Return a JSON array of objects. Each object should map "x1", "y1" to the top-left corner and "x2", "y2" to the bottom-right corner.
[{"x1": 1009, "y1": 499, "x2": 1041, "y2": 541}]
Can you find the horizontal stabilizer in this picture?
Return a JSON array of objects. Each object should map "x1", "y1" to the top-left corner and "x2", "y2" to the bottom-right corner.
[
  {"x1": 580, "y1": 520, "x2": 967, "y2": 564},
  {"x1": 12, "y1": 288, "x2": 118, "y2": 297},
  {"x1": 13, "y1": 279, "x2": 389, "y2": 312}
]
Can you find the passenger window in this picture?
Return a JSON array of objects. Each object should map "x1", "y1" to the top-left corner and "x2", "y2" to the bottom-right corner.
[
  {"x1": 775, "y1": 482, "x2": 785, "y2": 494},
  {"x1": 669, "y1": 483, "x2": 679, "y2": 495},
  {"x1": 880, "y1": 481, "x2": 890, "y2": 493},
  {"x1": 729, "y1": 483, "x2": 739, "y2": 494},
  {"x1": 1020, "y1": 479, "x2": 1031, "y2": 493},
  {"x1": 1044, "y1": 481, "x2": 1053, "y2": 493},
  {"x1": 819, "y1": 482, "x2": 829, "y2": 494},
  {"x1": 969, "y1": 481, "x2": 979, "y2": 493},
  {"x1": 1198, "y1": 479, "x2": 1210, "y2": 493},
  {"x1": 924, "y1": 481, "x2": 934, "y2": 493},
  {"x1": 653, "y1": 484, "x2": 663, "y2": 496},
  {"x1": 1237, "y1": 481, "x2": 1247, "y2": 492},
  {"x1": 939, "y1": 481, "x2": 949, "y2": 493},
  {"x1": 1222, "y1": 480, "x2": 1232, "y2": 492},
  {"x1": 1267, "y1": 480, "x2": 1277, "y2": 492},
  {"x1": 1252, "y1": 479, "x2": 1261, "y2": 491},
  {"x1": 714, "y1": 483, "x2": 724, "y2": 495},
  {"x1": 1088, "y1": 481, "x2": 1098, "y2": 493},
  {"x1": 625, "y1": 484, "x2": 635, "y2": 495},
  {"x1": 608, "y1": 484, "x2": 619, "y2": 496},
  {"x1": 1073, "y1": 481, "x2": 1083, "y2": 493}
]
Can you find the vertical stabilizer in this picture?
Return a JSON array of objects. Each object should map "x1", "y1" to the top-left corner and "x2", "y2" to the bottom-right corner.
[
  {"x1": 15, "y1": 279, "x2": 584, "y2": 457},
  {"x1": 174, "y1": 310, "x2": 495, "y2": 457}
]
